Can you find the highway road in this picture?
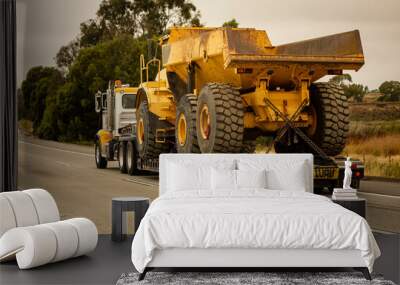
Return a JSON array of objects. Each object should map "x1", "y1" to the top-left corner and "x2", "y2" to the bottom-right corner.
[
  {"x1": 18, "y1": 135, "x2": 400, "y2": 233},
  {"x1": 18, "y1": 135, "x2": 159, "y2": 234}
]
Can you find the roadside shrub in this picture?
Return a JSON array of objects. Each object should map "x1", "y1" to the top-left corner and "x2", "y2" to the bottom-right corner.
[
  {"x1": 345, "y1": 134, "x2": 400, "y2": 157},
  {"x1": 348, "y1": 120, "x2": 400, "y2": 140}
]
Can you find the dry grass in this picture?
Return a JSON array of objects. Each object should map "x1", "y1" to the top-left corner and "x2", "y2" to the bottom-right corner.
[
  {"x1": 345, "y1": 102, "x2": 400, "y2": 177},
  {"x1": 349, "y1": 102, "x2": 400, "y2": 121},
  {"x1": 346, "y1": 102, "x2": 400, "y2": 178},
  {"x1": 349, "y1": 120, "x2": 400, "y2": 140},
  {"x1": 344, "y1": 134, "x2": 400, "y2": 157},
  {"x1": 344, "y1": 135, "x2": 400, "y2": 178},
  {"x1": 349, "y1": 154, "x2": 400, "y2": 178},
  {"x1": 256, "y1": 135, "x2": 400, "y2": 178}
]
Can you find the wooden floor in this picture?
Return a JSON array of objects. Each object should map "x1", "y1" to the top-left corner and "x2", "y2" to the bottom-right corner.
[{"x1": 0, "y1": 233, "x2": 398, "y2": 285}]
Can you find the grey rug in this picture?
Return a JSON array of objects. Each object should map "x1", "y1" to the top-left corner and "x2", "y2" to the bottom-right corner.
[{"x1": 116, "y1": 272, "x2": 395, "y2": 285}]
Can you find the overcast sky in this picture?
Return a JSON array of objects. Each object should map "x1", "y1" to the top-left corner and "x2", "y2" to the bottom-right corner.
[{"x1": 17, "y1": 0, "x2": 400, "y2": 89}]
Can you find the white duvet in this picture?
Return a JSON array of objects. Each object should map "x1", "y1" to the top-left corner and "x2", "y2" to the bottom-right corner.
[{"x1": 131, "y1": 190, "x2": 380, "y2": 273}]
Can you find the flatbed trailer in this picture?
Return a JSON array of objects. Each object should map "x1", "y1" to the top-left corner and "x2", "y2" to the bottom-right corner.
[{"x1": 98, "y1": 123, "x2": 364, "y2": 192}]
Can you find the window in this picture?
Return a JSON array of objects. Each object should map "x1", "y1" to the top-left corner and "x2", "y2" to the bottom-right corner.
[{"x1": 122, "y1": 94, "x2": 136, "y2": 109}]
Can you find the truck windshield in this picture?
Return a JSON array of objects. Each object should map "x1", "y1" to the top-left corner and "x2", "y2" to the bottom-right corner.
[{"x1": 122, "y1": 94, "x2": 136, "y2": 109}]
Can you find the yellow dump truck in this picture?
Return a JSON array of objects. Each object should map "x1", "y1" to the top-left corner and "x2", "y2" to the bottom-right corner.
[
  {"x1": 95, "y1": 26, "x2": 366, "y2": 190},
  {"x1": 135, "y1": 27, "x2": 364, "y2": 158}
]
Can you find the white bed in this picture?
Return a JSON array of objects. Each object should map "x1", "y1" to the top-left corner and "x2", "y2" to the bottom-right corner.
[{"x1": 131, "y1": 154, "x2": 380, "y2": 280}]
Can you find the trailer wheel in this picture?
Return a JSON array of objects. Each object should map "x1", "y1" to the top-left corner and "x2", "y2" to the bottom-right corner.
[
  {"x1": 175, "y1": 94, "x2": 200, "y2": 153},
  {"x1": 308, "y1": 82, "x2": 349, "y2": 156},
  {"x1": 136, "y1": 100, "x2": 169, "y2": 158},
  {"x1": 95, "y1": 141, "x2": 107, "y2": 169},
  {"x1": 118, "y1": 142, "x2": 127, "y2": 173},
  {"x1": 196, "y1": 83, "x2": 244, "y2": 153},
  {"x1": 126, "y1": 141, "x2": 140, "y2": 175}
]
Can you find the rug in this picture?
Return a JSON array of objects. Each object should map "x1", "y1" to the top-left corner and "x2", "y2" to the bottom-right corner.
[{"x1": 116, "y1": 271, "x2": 395, "y2": 285}]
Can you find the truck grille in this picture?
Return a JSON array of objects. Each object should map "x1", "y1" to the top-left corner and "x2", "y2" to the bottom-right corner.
[{"x1": 119, "y1": 112, "x2": 136, "y2": 129}]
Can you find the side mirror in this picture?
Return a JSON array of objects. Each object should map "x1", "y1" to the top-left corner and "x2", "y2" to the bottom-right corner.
[
  {"x1": 102, "y1": 93, "x2": 107, "y2": 109},
  {"x1": 95, "y1": 91, "x2": 102, "y2": 113}
]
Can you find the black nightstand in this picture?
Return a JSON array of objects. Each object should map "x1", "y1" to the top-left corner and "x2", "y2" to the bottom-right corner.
[
  {"x1": 111, "y1": 197, "x2": 150, "y2": 242},
  {"x1": 332, "y1": 198, "x2": 366, "y2": 218}
]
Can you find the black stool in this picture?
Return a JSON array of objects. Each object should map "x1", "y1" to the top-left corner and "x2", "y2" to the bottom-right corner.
[{"x1": 112, "y1": 197, "x2": 150, "y2": 242}]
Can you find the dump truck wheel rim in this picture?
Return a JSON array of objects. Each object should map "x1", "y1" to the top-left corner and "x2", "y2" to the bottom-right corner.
[
  {"x1": 177, "y1": 113, "x2": 187, "y2": 146},
  {"x1": 307, "y1": 104, "x2": 317, "y2": 136},
  {"x1": 137, "y1": 118, "x2": 144, "y2": 145},
  {"x1": 199, "y1": 104, "x2": 210, "y2": 140}
]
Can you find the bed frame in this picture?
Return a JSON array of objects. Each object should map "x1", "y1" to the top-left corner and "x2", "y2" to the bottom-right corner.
[
  {"x1": 140, "y1": 249, "x2": 371, "y2": 280},
  {"x1": 139, "y1": 154, "x2": 371, "y2": 281}
]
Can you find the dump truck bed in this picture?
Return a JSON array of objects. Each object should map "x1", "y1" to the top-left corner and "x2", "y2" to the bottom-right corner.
[
  {"x1": 225, "y1": 29, "x2": 364, "y2": 69},
  {"x1": 162, "y1": 27, "x2": 364, "y2": 89}
]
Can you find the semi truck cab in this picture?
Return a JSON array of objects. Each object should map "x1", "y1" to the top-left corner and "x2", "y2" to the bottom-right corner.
[
  {"x1": 95, "y1": 80, "x2": 138, "y2": 137},
  {"x1": 94, "y1": 81, "x2": 138, "y2": 169}
]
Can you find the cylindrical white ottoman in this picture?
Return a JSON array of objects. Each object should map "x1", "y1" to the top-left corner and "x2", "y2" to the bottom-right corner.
[{"x1": 0, "y1": 218, "x2": 98, "y2": 269}]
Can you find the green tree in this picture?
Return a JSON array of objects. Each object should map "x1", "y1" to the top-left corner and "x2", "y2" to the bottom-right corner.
[
  {"x1": 55, "y1": 39, "x2": 80, "y2": 70},
  {"x1": 95, "y1": 0, "x2": 137, "y2": 39},
  {"x1": 56, "y1": 0, "x2": 201, "y2": 70},
  {"x1": 343, "y1": 83, "x2": 368, "y2": 102},
  {"x1": 24, "y1": 0, "x2": 203, "y2": 141},
  {"x1": 78, "y1": 0, "x2": 138, "y2": 48},
  {"x1": 17, "y1": 88, "x2": 25, "y2": 119},
  {"x1": 222, "y1": 18, "x2": 239, "y2": 28},
  {"x1": 36, "y1": 92, "x2": 60, "y2": 140},
  {"x1": 329, "y1": 74, "x2": 352, "y2": 85},
  {"x1": 79, "y1": 20, "x2": 104, "y2": 48},
  {"x1": 47, "y1": 36, "x2": 148, "y2": 142},
  {"x1": 21, "y1": 67, "x2": 64, "y2": 122},
  {"x1": 378, "y1": 81, "x2": 400, "y2": 101},
  {"x1": 329, "y1": 73, "x2": 368, "y2": 102},
  {"x1": 135, "y1": 0, "x2": 201, "y2": 36}
]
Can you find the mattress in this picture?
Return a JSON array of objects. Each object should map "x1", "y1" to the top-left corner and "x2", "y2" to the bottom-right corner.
[{"x1": 131, "y1": 190, "x2": 380, "y2": 273}]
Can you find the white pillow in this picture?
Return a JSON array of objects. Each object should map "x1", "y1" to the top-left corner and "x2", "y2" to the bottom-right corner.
[
  {"x1": 265, "y1": 162, "x2": 307, "y2": 191},
  {"x1": 167, "y1": 162, "x2": 211, "y2": 191},
  {"x1": 211, "y1": 168, "x2": 237, "y2": 190},
  {"x1": 238, "y1": 159, "x2": 308, "y2": 191},
  {"x1": 236, "y1": 169, "x2": 267, "y2": 189}
]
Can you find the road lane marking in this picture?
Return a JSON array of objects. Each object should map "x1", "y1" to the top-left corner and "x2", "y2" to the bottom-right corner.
[
  {"x1": 123, "y1": 178, "x2": 159, "y2": 187},
  {"x1": 19, "y1": 141, "x2": 93, "y2": 158},
  {"x1": 55, "y1": 161, "x2": 71, "y2": 167},
  {"x1": 359, "y1": 192, "x2": 400, "y2": 211}
]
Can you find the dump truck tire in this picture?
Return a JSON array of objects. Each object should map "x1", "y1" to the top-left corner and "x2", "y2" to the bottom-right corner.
[
  {"x1": 118, "y1": 142, "x2": 127, "y2": 173},
  {"x1": 309, "y1": 82, "x2": 349, "y2": 156},
  {"x1": 136, "y1": 100, "x2": 169, "y2": 158},
  {"x1": 126, "y1": 141, "x2": 141, "y2": 175},
  {"x1": 95, "y1": 141, "x2": 107, "y2": 169},
  {"x1": 196, "y1": 83, "x2": 244, "y2": 153},
  {"x1": 274, "y1": 82, "x2": 349, "y2": 156},
  {"x1": 175, "y1": 94, "x2": 200, "y2": 153}
]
